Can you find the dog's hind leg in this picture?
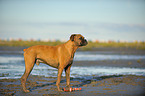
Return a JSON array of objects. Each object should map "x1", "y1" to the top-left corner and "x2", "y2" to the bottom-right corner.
[{"x1": 21, "y1": 52, "x2": 35, "y2": 92}]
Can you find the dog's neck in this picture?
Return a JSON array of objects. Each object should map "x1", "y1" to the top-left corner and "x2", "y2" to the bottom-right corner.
[{"x1": 65, "y1": 40, "x2": 78, "y2": 57}]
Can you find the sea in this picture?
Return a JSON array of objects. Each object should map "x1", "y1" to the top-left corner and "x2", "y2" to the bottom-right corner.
[{"x1": 0, "y1": 50, "x2": 145, "y2": 79}]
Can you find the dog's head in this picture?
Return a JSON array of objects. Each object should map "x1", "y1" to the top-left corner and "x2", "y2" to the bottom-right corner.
[{"x1": 70, "y1": 34, "x2": 88, "y2": 46}]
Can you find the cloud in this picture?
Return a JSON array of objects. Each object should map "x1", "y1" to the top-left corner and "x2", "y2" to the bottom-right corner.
[
  {"x1": 0, "y1": 21, "x2": 145, "y2": 41},
  {"x1": 20, "y1": 22, "x2": 88, "y2": 28},
  {"x1": 21, "y1": 22, "x2": 145, "y2": 33},
  {"x1": 95, "y1": 23, "x2": 145, "y2": 33}
]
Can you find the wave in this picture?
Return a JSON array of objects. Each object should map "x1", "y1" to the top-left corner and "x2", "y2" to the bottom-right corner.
[
  {"x1": 0, "y1": 64, "x2": 145, "y2": 79},
  {"x1": 0, "y1": 56, "x2": 24, "y2": 63},
  {"x1": 71, "y1": 66, "x2": 145, "y2": 77}
]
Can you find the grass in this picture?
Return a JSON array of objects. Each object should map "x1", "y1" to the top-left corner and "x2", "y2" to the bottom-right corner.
[
  {"x1": 0, "y1": 40, "x2": 145, "y2": 50},
  {"x1": 0, "y1": 40, "x2": 63, "y2": 47}
]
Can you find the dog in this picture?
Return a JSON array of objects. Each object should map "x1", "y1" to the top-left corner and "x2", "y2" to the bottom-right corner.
[{"x1": 21, "y1": 34, "x2": 87, "y2": 92}]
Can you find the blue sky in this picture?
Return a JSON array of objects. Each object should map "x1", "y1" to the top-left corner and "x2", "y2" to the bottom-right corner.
[{"x1": 0, "y1": 0, "x2": 145, "y2": 41}]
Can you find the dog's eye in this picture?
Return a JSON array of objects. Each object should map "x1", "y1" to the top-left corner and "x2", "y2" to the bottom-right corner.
[{"x1": 79, "y1": 37, "x2": 82, "y2": 40}]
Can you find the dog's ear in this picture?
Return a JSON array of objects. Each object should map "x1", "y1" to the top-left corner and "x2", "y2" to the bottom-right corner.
[{"x1": 70, "y1": 34, "x2": 76, "y2": 41}]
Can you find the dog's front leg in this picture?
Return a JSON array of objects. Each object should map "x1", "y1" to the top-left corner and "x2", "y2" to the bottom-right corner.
[
  {"x1": 56, "y1": 67, "x2": 63, "y2": 91},
  {"x1": 65, "y1": 64, "x2": 72, "y2": 88}
]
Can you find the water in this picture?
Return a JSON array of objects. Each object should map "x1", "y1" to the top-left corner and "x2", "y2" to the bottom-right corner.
[
  {"x1": 75, "y1": 51, "x2": 145, "y2": 61},
  {"x1": 0, "y1": 50, "x2": 145, "y2": 79}
]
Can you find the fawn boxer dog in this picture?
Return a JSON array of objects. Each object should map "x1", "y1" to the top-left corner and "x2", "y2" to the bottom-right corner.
[{"x1": 21, "y1": 34, "x2": 87, "y2": 92}]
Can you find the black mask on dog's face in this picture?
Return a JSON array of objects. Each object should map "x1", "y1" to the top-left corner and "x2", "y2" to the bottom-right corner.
[{"x1": 70, "y1": 34, "x2": 88, "y2": 46}]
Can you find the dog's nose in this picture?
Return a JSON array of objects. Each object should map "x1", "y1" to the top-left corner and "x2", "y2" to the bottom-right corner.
[{"x1": 84, "y1": 39, "x2": 88, "y2": 45}]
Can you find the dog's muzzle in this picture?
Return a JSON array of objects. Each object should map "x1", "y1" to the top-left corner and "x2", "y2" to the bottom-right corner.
[{"x1": 80, "y1": 39, "x2": 88, "y2": 46}]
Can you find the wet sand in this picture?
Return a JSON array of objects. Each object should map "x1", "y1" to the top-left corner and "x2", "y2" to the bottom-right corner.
[
  {"x1": 0, "y1": 75, "x2": 145, "y2": 96},
  {"x1": 0, "y1": 46, "x2": 145, "y2": 96},
  {"x1": 74, "y1": 59, "x2": 145, "y2": 68}
]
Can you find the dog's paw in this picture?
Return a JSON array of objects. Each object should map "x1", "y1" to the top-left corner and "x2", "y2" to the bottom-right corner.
[
  {"x1": 58, "y1": 88, "x2": 63, "y2": 92},
  {"x1": 24, "y1": 89, "x2": 30, "y2": 93}
]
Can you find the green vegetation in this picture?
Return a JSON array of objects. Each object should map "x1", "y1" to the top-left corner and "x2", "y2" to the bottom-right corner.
[
  {"x1": 0, "y1": 40, "x2": 145, "y2": 50},
  {"x1": 0, "y1": 40, "x2": 63, "y2": 47}
]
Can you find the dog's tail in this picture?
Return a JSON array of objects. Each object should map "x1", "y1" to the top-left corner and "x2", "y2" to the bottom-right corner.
[{"x1": 23, "y1": 49, "x2": 27, "y2": 52}]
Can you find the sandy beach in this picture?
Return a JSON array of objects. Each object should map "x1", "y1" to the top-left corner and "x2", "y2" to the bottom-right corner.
[
  {"x1": 0, "y1": 75, "x2": 145, "y2": 96},
  {"x1": 0, "y1": 47, "x2": 145, "y2": 96}
]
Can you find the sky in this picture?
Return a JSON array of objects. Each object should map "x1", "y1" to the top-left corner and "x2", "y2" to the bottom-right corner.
[{"x1": 0, "y1": 0, "x2": 145, "y2": 41}]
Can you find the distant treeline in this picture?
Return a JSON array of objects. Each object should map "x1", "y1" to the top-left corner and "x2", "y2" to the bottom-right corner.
[{"x1": 0, "y1": 40, "x2": 145, "y2": 50}]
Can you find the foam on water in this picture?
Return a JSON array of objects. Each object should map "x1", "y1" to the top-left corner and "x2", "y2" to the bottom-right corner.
[
  {"x1": 71, "y1": 66, "x2": 145, "y2": 77},
  {"x1": 0, "y1": 63, "x2": 145, "y2": 79},
  {"x1": 0, "y1": 56, "x2": 23, "y2": 63}
]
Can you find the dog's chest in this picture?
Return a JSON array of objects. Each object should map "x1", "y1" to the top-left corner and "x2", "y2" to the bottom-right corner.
[{"x1": 68, "y1": 57, "x2": 73, "y2": 64}]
